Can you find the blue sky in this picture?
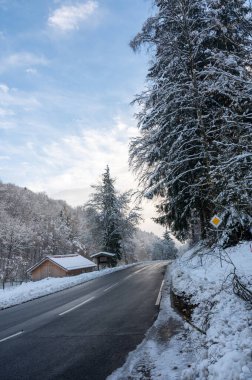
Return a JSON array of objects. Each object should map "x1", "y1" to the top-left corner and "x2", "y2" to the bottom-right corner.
[{"x1": 0, "y1": 0, "x2": 163, "y2": 236}]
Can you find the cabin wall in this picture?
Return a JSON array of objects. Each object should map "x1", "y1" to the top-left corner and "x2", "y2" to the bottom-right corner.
[
  {"x1": 31, "y1": 260, "x2": 66, "y2": 281},
  {"x1": 31, "y1": 261, "x2": 96, "y2": 281},
  {"x1": 67, "y1": 267, "x2": 95, "y2": 276}
]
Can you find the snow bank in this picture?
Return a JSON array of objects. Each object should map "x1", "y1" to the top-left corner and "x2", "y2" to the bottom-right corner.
[
  {"x1": 172, "y1": 241, "x2": 252, "y2": 380},
  {"x1": 108, "y1": 242, "x2": 252, "y2": 380},
  {"x1": 0, "y1": 263, "x2": 137, "y2": 310}
]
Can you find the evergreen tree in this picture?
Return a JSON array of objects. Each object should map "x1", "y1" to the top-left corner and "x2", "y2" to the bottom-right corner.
[
  {"x1": 130, "y1": 0, "x2": 252, "y2": 246},
  {"x1": 88, "y1": 166, "x2": 121, "y2": 264},
  {"x1": 86, "y1": 166, "x2": 141, "y2": 265},
  {"x1": 203, "y1": 0, "x2": 252, "y2": 246},
  {"x1": 130, "y1": 0, "x2": 214, "y2": 242}
]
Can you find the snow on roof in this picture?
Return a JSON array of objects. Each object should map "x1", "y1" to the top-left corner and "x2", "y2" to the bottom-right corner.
[
  {"x1": 48, "y1": 254, "x2": 96, "y2": 270},
  {"x1": 90, "y1": 252, "x2": 116, "y2": 258},
  {"x1": 27, "y1": 254, "x2": 96, "y2": 273}
]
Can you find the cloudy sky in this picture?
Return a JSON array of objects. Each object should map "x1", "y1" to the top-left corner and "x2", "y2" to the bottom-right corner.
[{"x1": 0, "y1": 0, "x2": 164, "y2": 236}]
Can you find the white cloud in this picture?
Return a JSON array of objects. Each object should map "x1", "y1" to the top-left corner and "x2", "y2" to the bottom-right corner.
[
  {"x1": 0, "y1": 107, "x2": 14, "y2": 117},
  {"x1": 0, "y1": 155, "x2": 10, "y2": 160},
  {"x1": 0, "y1": 83, "x2": 9, "y2": 93},
  {"x1": 0, "y1": 120, "x2": 16, "y2": 129},
  {"x1": 25, "y1": 118, "x2": 163, "y2": 236},
  {"x1": 28, "y1": 118, "x2": 138, "y2": 194},
  {"x1": 0, "y1": 85, "x2": 40, "y2": 109},
  {"x1": 48, "y1": 1, "x2": 98, "y2": 31},
  {"x1": 26, "y1": 67, "x2": 38, "y2": 75},
  {"x1": 0, "y1": 52, "x2": 48, "y2": 73},
  {"x1": 0, "y1": 84, "x2": 41, "y2": 131}
]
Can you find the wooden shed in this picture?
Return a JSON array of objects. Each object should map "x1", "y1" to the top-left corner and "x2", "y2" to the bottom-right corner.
[
  {"x1": 90, "y1": 252, "x2": 116, "y2": 270},
  {"x1": 28, "y1": 254, "x2": 97, "y2": 281}
]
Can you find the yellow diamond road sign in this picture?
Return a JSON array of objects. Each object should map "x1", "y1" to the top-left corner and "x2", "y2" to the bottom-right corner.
[{"x1": 210, "y1": 215, "x2": 222, "y2": 228}]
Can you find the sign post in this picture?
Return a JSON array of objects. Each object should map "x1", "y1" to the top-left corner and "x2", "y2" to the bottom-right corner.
[{"x1": 210, "y1": 214, "x2": 223, "y2": 266}]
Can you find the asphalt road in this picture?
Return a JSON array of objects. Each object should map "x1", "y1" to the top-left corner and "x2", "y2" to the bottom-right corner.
[{"x1": 0, "y1": 262, "x2": 167, "y2": 380}]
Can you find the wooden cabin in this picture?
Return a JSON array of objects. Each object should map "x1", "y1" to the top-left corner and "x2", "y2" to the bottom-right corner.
[
  {"x1": 90, "y1": 252, "x2": 116, "y2": 270},
  {"x1": 28, "y1": 254, "x2": 97, "y2": 281}
]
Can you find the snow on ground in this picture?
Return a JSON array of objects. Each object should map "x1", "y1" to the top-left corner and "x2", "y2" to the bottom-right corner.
[
  {"x1": 107, "y1": 268, "x2": 195, "y2": 380},
  {"x1": 108, "y1": 241, "x2": 252, "y2": 380},
  {"x1": 172, "y1": 241, "x2": 252, "y2": 380},
  {"x1": 0, "y1": 263, "x2": 137, "y2": 310}
]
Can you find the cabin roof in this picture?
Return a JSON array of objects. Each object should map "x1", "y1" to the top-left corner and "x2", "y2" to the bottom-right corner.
[
  {"x1": 27, "y1": 254, "x2": 96, "y2": 273},
  {"x1": 90, "y1": 252, "x2": 116, "y2": 258}
]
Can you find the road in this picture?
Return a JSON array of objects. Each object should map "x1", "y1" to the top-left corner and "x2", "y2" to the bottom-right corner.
[{"x1": 0, "y1": 262, "x2": 167, "y2": 380}]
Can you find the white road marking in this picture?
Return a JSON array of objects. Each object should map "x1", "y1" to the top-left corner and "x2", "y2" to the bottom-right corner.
[
  {"x1": 102, "y1": 265, "x2": 158, "y2": 291},
  {"x1": 103, "y1": 282, "x2": 119, "y2": 293},
  {"x1": 59, "y1": 297, "x2": 95, "y2": 316},
  {"x1": 127, "y1": 266, "x2": 150, "y2": 278},
  {"x1": 151, "y1": 263, "x2": 164, "y2": 269},
  {"x1": 124, "y1": 265, "x2": 155, "y2": 281},
  {"x1": 133, "y1": 267, "x2": 150, "y2": 274},
  {"x1": 0, "y1": 331, "x2": 23, "y2": 343},
  {"x1": 155, "y1": 280, "x2": 164, "y2": 306},
  {"x1": 133, "y1": 262, "x2": 164, "y2": 275}
]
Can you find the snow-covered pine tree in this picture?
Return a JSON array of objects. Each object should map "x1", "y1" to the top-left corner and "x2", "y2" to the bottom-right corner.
[
  {"x1": 130, "y1": 0, "x2": 216, "y2": 242},
  {"x1": 116, "y1": 191, "x2": 142, "y2": 263},
  {"x1": 202, "y1": 0, "x2": 252, "y2": 246},
  {"x1": 152, "y1": 240, "x2": 177, "y2": 260},
  {"x1": 87, "y1": 166, "x2": 121, "y2": 264},
  {"x1": 75, "y1": 205, "x2": 102, "y2": 255},
  {"x1": 86, "y1": 166, "x2": 141, "y2": 265},
  {"x1": 130, "y1": 0, "x2": 252, "y2": 246}
]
